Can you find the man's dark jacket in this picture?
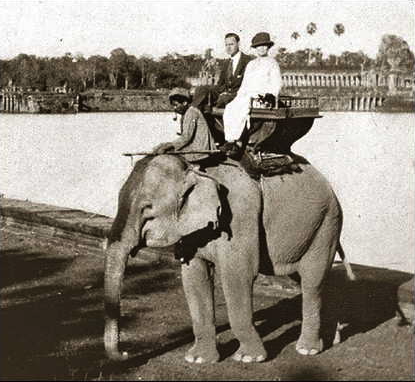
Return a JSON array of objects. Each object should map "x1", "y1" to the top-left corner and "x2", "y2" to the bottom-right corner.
[{"x1": 216, "y1": 52, "x2": 252, "y2": 94}]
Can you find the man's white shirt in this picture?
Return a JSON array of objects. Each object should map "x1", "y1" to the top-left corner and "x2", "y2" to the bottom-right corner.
[{"x1": 230, "y1": 51, "x2": 241, "y2": 75}]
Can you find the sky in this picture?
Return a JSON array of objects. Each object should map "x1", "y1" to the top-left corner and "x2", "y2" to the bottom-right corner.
[{"x1": 1, "y1": 0, "x2": 414, "y2": 60}]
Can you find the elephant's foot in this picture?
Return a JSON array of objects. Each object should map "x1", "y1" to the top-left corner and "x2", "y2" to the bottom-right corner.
[
  {"x1": 231, "y1": 342, "x2": 267, "y2": 363},
  {"x1": 184, "y1": 342, "x2": 219, "y2": 364},
  {"x1": 295, "y1": 336, "x2": 323, "y2": 356}
]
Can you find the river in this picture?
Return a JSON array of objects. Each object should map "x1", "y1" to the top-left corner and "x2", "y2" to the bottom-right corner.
[{"x1": 1, "y1": 111, "x2": 414, "y2": 273}]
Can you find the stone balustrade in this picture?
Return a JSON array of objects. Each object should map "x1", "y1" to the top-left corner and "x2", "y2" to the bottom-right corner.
[
  {"x1": 320, "y1": 94, "x2": 386, "y2": 111},
  {"x1": 281, "y1": 69, "x2": 414, "y2": 91},
  {"x1": 1, "y1": 92, "x2": 23, "y2": 112},
  {"x1": 0, "y1": 91, "x2": 78, "y2": 113},
  {"x1": 279, "y1": 68, "x2": 413, "y2": 111}
]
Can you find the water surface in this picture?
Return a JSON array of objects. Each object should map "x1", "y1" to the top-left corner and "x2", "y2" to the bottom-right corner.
[{"x1": 1, "y1": 111, "x2": 413, "y2": 272}]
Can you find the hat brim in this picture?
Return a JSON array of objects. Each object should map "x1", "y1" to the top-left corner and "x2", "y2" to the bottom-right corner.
[
  {"x1": 169, "y1": 94, "x2": 191, "y2": 104},
  {"x1": 251, "y1": 41, "x2": 274, "y2": 48}
]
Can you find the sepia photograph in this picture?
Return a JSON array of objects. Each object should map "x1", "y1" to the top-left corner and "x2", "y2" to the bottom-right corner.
[{"x1": 0, "y1": 0, "x2": 414, "y2": 380}]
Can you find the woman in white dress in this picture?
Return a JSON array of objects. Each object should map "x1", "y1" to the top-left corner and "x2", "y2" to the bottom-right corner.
[{"x1": 223, "y1": 32, "x2": 282, "y2": 143}]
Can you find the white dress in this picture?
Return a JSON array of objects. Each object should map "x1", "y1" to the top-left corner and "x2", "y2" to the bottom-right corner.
[{"x1": 223, "y1": 56, "x2": 282, "y2": 141}]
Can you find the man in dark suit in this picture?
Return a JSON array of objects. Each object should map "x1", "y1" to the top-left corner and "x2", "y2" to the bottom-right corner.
[
  {"x1": 214, "y1": 32, "x2": 252, "y2": 107},
  {"x1": 192, "y1": 33, "x2": 252, "y2": 110}
]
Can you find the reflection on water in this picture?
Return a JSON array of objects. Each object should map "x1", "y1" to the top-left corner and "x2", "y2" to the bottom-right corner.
[{"x1": 1, "y1": 111, "x2": 414, "y2": 272}]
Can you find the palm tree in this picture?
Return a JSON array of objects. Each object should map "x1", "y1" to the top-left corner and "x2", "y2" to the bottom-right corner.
[
  {"x1": 334, "y1": 23, "x2": 345, "y2": 37},
  {"x1": 311, "y1": 47, "x2": 323, "y2": 66},
  {"x1": 276, "y1": 47, "x2": 289, "y2": 67},
  {"x1": 334, "y1": 23, "x2": 345, "y2": 66},
  {"x1": 306, "y1": 23, "x2": 317, "y2": 65},
  {"x1": 306, "y1": 22, "x2": 317, "y2": 36},
  {"x1": 291, "y1": 31, "x2": 300, "y2": 41},
  {"x1": 290, "y1": 32, "x2": 300, "y2": 66}
]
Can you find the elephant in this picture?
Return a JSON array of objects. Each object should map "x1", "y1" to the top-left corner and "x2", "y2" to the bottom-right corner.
[{"x1": 104, "y1": 153, "x2": 354, "y2": 363}]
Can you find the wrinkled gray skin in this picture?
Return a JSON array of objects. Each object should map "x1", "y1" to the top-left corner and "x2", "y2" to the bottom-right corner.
[{"x1": 104, "y1": 154, "x2": 343, "y2": 363}]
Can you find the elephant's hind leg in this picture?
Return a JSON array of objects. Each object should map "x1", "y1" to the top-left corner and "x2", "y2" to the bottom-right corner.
[
  {"x1": 295, "y1": 281, "x2": 324, "y2": 355},
  {"x1": 296, "y1": 214, "x2": 339, "y2": 356},
  {"x1": 181, "y1": 257, "x2": 219, "y2": 363}
]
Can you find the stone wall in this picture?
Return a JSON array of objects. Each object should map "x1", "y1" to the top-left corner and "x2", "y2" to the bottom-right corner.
[
  {"x1": 0, "y1": 198, "x2": 111, "y2": 250},
  {"x1": 0, "y1": 91, "x2": 78, "y2": 113},
  {"x1": 80, "y1": 90, "x2": 171, "y2": 112}
]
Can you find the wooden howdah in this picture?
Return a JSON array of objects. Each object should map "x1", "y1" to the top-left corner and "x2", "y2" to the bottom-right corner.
[{"x1": 210, "y1": 95, "x2": 322, "y2": 154}]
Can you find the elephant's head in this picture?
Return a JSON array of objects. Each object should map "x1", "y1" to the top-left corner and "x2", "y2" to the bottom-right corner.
[
  {"x1": 104, "y1": 155, "x2": 222, "y2": 360},
  {"x1": 139, "y1": 155, "x2": 221, "y2": 247}
]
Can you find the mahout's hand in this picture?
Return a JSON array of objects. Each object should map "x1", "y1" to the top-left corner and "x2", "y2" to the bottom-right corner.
[
  {"x1": 152, "y1": 142, "x2": 175, "y2": 154},
  {"x1": 218, "y1": 140, "x2": 243, "y2": 159}
]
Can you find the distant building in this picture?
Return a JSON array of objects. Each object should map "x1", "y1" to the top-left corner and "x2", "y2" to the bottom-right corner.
[
  {"x1": 188, "y1": 58, "x2": 413, "y2": 95},
  {"x1": 280, "y1": 67, "x2": 414, "y2": 93}
]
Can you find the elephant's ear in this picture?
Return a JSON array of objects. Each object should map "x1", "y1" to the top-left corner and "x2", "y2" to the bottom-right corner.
[{"x1": 176, "y1": 169, "x2": 221, "y2": 237}]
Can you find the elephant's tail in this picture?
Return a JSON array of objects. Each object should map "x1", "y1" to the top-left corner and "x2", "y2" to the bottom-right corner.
[{"x1": 337, "y1": 243, "x2": 356, "y2": 281}]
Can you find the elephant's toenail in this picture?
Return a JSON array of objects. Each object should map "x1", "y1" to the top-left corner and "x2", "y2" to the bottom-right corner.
[
  {"x1": 185, "y1": 355, "x2": 195, "y2": 363},
  {"x1": 256, "y1": 355, "x2": 266, "y2": 362},
  {"x1": 309, "y1": 349, "x2": 319, "y2": 355},
  {"x1": 195, "y1": 357, "x2": 203, "y2": 364},
  {"x1": 233, "y1": 353, "x2": 242, "y2": 361},
  {"x1": 242, "y1": 355, "x2": 253, "y2": 363},
  {"x1": 297, "y1": 348, "x2": 308, "y2": 355}
]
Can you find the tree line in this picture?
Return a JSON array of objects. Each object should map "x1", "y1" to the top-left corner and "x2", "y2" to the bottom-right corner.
[
  {"x1": 0, "y1": 49, "x2": 206, "y2": 92},
  {"x1": 0, "y1": 33, "x2": 413, "y2": 92}
]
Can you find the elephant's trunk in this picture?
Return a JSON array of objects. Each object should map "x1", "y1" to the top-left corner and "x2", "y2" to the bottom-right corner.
[{"x1": 104, "y1": 216, "x2": 143, "y2": 360}]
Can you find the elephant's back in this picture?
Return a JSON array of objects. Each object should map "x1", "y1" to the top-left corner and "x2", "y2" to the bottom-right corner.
[
  {"x1": 268, "y1": 161, "x2": 334, "y2": 195},
  {"x1": 261, "y1": 162, "x2": 340, "y2": 264},
  {"x1": 207, "y1": 162, "x2": 262, "y2": 213}
]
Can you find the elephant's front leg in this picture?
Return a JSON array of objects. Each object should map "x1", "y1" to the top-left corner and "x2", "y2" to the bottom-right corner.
[
  {"x1": 181, "y1": 257, "x2": 219, "y2": 363},
  {"x1": 220, "y1": 261, "x2": 267, "y2": 363}
]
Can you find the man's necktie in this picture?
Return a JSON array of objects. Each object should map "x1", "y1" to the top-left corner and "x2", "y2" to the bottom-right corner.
[{"x1": 227, "y1": 58, "x2": 233, "y2": 79}]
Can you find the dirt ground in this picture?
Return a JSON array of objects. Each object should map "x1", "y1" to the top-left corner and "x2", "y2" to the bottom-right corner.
[{"x1": 0, "y1": 229, "x2": 413, "y2": 381}]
